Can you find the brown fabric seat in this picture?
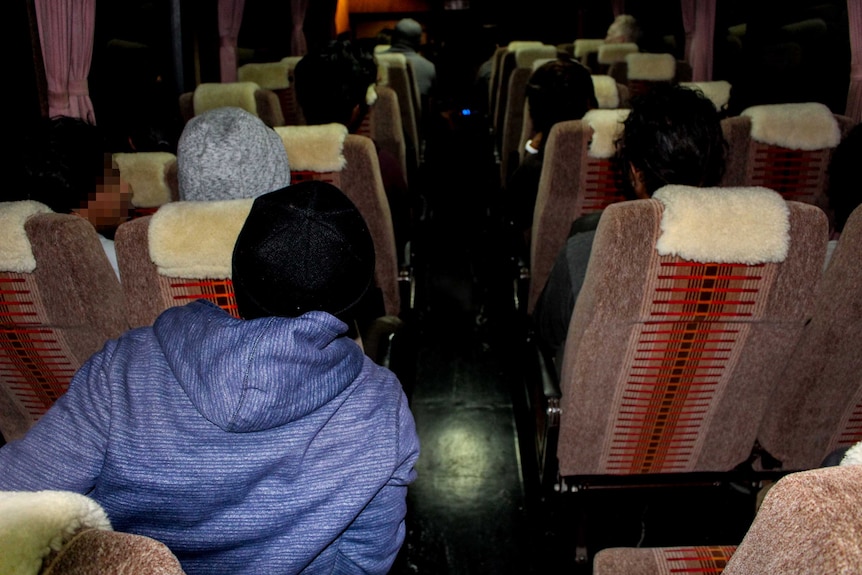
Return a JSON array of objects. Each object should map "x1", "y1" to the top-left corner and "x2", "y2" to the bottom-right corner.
[
  {"x1": 365, "y1": 85, "x2": 409, "y2": 187},
  {"x1": 592, "y1": 465, "x2": 862, "y2": 575},
  {"x1": 0, "y1": 206, "x2": 128, "y2": 442},
  {"x1": 375, "y1": 53, "x2": 421, "y2": 171},
  {"x1": 754, "y1": 204, "x2": 862, "y2": 471},
  {"x1": 41, "y1": 529, "x2": 186, "y2": 575}
]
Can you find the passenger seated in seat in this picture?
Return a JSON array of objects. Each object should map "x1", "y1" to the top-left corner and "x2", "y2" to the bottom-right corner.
[
  {"x1": 0, "y1": 180, "x2": 420, "y2": 575},
  {"x1": 533, "y1": 83, "x2": 726, "y2": 367}
]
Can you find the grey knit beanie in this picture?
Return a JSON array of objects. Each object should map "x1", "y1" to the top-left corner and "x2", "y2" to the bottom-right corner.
[{"x1": 177, "y1": 107, "x2": 290, "y2": 201}]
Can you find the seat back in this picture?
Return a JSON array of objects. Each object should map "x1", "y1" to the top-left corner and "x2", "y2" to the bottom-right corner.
[
  {"x1": 493, "y1": 44, "x2": 557, "y2": 143},
  {"x1": 178, "y1": 82, "x2": 285, "y2": 128},
  {"x1": 0, "y1": 203, "x2": 127, "y2": 441},
  {"x1": 721, "y1": 104, "x2": 855, "y2": 206},
  {"x1": 555, "y1": 188, "x2": 827, "y2": 478},
  {"x1": 527, "y1": 109, "x2": 630, "y2": 314},
  {"x1": 375, "y1": 53, "x2": 420, "y2": 170},
  {"x1": 596, "y1": 41, "x2": 639, "y2": 76},
  {"x1": 238, "y1": 61, "x2": 295, "y2": 126},
  {"x1": 754, "y1": 204, "x2": 862, "y2": 471},
  {"x1": 366, "y1": 85, "x2": 408, "y2": 185},
  {"x1": 573, "y1": 38, "x2": 605, "y2": 70},
  {"x1": 620, "y1": 52, "x2": 677, "y2": 99},
  {"x1": 279, "y1": 56, "x2": 305, "y2": 126},
  {"x1": 113, "y1": 151, "x2": 178, "y2": 218}
]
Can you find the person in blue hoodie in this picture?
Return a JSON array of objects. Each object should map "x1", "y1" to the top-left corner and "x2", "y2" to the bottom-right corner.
[{"x1": 0, "y1": 180, "x2": 420, "y2": 575}]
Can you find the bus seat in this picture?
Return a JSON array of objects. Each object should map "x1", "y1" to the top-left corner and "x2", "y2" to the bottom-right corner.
[
  {"x1": 521, "y1": 187, "x2": 827, "y2": 566},
  {"x1": 238, "y1": 61, "x2": 295, "y2": 127},
  {"x1": 366, "y1": 85, "x2": 409, "y2": 188},
  {"x1": 0, "y1": 204, "x2": 127, "y2": 442},
  {"x1": 753, "y1": 203, "x2": 862, "y2": 472},
  {"x1": 374, "y1": 53, "x2": 421, "y2": 171},
  {"x1": 112, "y1": 151, "x2": 178, "y2": 219},
  {"x1": 592, "y1": 464, "x2": 862, "y2": 575},
  {"x1": 525, "y1": 110, "x2": 630, "y2": 316},
  {"x1": 720, "y1": 104, "x2": 856, "y2": 207},
  {"x1": 177, "y1": 82, "x2": 285, "y2": 128}
]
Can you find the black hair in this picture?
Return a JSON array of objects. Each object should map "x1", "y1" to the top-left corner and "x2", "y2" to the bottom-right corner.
[
  {"x1": 526, "y1": 59, "x2": 597, "y2": 138},
  {"x1": 294, "y1": 39, "x2": 377, "y2": 130},
  {"x1": 617, "y1": 83, "x2": 727, "y2": 198},
  {"x1": 17, "y1": 116, "x2": 108, "y2": 214},
  {"x1": 826, "y1": 123, "x2": 862, "y2": 233}
]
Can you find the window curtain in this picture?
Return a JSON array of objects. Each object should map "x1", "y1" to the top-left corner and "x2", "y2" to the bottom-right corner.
[
  {"x1": 847, "y1": 0, "x2": 861, "y2": 122},
  {"x1": 610, "y1": 0, "x2": 626, "y2": 17},
  {"x1": 680, "y1": 0, "x2": 716, "y2": 81},
  {"x1": 291, "y1": 0, "x2": 310, "y2": 56},
  {"x1": 34, "y1": 0, "x2": 96, "y2": 122},
  {"x1": 218, "y1": 0, "x2": 245, "y2": 83}
]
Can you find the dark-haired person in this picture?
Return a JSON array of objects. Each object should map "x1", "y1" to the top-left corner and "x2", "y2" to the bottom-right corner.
[
  {"x1": 506, "y1": 58, "x2": 598, "y2": 244},
  {"x1": 533, "y1": 83, "x2": 727, "y2": 367},
  {"x1": 0, "y1": 180, "x2": 420, "y2": 575},
  {"x1": 294, "y1": 38, "x2": 411, "y2": 262}
]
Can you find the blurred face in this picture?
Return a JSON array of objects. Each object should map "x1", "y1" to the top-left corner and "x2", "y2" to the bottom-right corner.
[{"x1": 75, "y1": 154, "x2": 133, "y2": 232}]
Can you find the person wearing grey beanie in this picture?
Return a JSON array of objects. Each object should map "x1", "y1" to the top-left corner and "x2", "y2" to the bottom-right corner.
[{"x1": 177, "y1": 106, "x2": 291, "y2": 201}]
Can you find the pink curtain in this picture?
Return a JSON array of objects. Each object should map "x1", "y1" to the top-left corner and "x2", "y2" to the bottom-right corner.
[
  {"x1": 680, "y1": 0, "x2": 716, "y2": 81},
  {"x1": 218, "y1": 0, "x2": 245, "y2": 83},
  {"x1": 847, "y1": 0, "x2": 862, "y2": 122},
  {"x1": 610, "y1": 0, "x2": 626, "y2": 17},
  {"x1": 34, "y1": 0, "x2": 96, "y2": 122},
  {"x1": 290, "y1": 0, "x2": 310, "y2": 56}
]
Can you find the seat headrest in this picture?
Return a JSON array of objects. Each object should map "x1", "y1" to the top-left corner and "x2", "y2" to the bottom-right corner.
[
  {"x1": 625, "y1": 52, "x2": 676, "y2": 81},
  {"x1": 193, "y1": 82, "x2": 261, "y2": 117},
  {"x1": 374, "y1": 52, "x2": 407, "y2": 69},
  {"x1": 652, "y1": 185, "x2": 790, "y2": 264},
  {"x1": 591, "y1": 75, "x2": 620, "y2": 109},
  {"x1": 274, "y1": 124, "x2": 348, "y2": 172},
  {"x1": 582, "y1": 108, "x2": 630, "y2": 158},
  {"x1": 280, "y1": 56, "x2": 302, "y2": 69},
  {"x1": 238, "y1": 62, "x2": 290, "y2": 90},
  {"x1": 597, "y1": 42, "x2": 638, "y2": 64},
  {"x1": 514, "y1": 45, "x2": 557, "y2": 68},
  {"x1": 574, "y1": 39, "x2": 604, "y2": 58},
  {"x1": 0, "y1": 490, "x2": 112, "y2": 575},
  {"x1": 149, "y1": 199, "x2": 254, "y2": 279},
  {"x1": 741, "y1": 102, "x2": 841, "y2": 150},
  {"x1": 680, "y1": 81, "x2": 732, "y2": 111},
  {"x1": 113, "y1": 152, "x2": 177, "y2": 208},
  {"x1": 507, "y1": 40, "x2": 544, "y2": 51},
  {"x1": 0, "y1": 201, "x2": 53, "y2": 273}
]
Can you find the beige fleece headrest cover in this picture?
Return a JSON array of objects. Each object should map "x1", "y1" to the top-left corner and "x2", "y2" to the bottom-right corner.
[
  {"x1": 507, "y1": 41, "x2": 543, "y2": 52},
  {"x1": 375, "y1": 52, "x2": 407, "y2": 69},
  {"x1": 531, "y1": 58, "x2": 556, "y2": 72},
  {"x1": 113, "y1": 152, "x2": 177, "y2": 208},
  {"x1": 193, "y1": 82, "x2": 261, "y2": 117},
  {"x1": 280, "y1": 56, "x2": 302, "y2": 69},
  {"x1": 625, "y1": 52, "x2": 676, "y2": 81},
  {"x1": 274, "y1": 124, "x2": 348, "y2": 172},
  {"x1": 149, "y1": 199, "x2": 253, "y2": 279},
  {"x1": 583, "y1": 108, "x2": 630, "y2": 158},
  {"x1": 515, "y1": 45, "x2": 557, "y2": 68},
  {"x1": 653, "y1": 185, "x2": 790, "y2": 264},
  {"x1": 0, "y1": 201, "x2": 53, "y2": 273},
  {"x1": 238, "y1": 62, "x2": 290, "y2": 90},
  {"x1": 741, "y1": 102, "x2": 841, "y2": 150},
  {"x1": 597, "y1": 42, "x2": 638, "y2": 64},
  {"x1": 681, "y1": 81, "x2": 732, "y2": 111},
  {"x1": 574, "y1": 39, "x2": 604, "y2": 58},
  {"x1": 591, "y1": 75, "x2": 620, "y2": 109},
  {"x1": 0, "y1": 490, "x2": 112, "y2": 575}
]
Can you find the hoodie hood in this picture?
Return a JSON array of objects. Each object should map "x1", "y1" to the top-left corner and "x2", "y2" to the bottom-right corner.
[{"x1": 153, "y1": 300, "x2": 365, "y2": 433}]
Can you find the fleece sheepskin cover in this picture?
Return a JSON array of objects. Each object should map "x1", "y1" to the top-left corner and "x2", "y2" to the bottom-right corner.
[
  {"x1": 0, "y1": 490, "x2": 111, "y2": 575},
  {"x1": 591, "y1": 75, "x2": 620, "y2": 109},
  {"x1": 574, "y1": 39, "x2": 604, "y2": 58},
  {"x1": 597, "y1": 42, "x2": 638, "y2": 64},
  {"x1": 374, "y1": 52, "x2": 407, "y2": 69},
  {"x1": 238, "y1": 62, "x2": 290, "y2": 90},
  {"x1": 149, "y1": 199, "x2": 254, "y2": 279},
  {"x1": 653, "y1": 185, "x2": 790, "y2": 264},
  {"x1": 113, "y1": 152, "x2": 177, "y2": 208},
  {"x1": 274, "y1": 124, "x2": 348, "y2": 172},
  {"x1": 681, "y1": 81, "x2": 732, "y2": 111},
  {"x1": 741, "y1": 102, "x2": 841, "y2": 150},
  {"x1": 841, "y1": 441, "x2": 862, "y2": 466},
  {"x1": 507, "y1": 40, "x2": 543, "y2": 52},
  {"x1": 193, "y1": 82, "x2": 261, "y2": 117},
  {"x1": 0, "y1": 201, "x2": 53, "y2": 273},
  {"x1": 515, "y1": 45, "x2": 557, "y2": 68},
  {"x1": 583, "y1": 108, "x2": 630, "y2": 158},
  {"x1": 625, "y1": 52, "x2": 676, "y2": 81}
]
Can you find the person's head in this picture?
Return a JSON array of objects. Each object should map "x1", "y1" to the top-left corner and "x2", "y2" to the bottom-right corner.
[
  {"x1": 605, "y1": 14, "x2": 641, "y2": 44},
  {"x1": 294, "y1": 39, "x2": 378, "y2": 131},
  {"x1": 826, "y1": 123, "x2": 862, "y2": 234},
  {"x1": 231, "y1": 180, "x2": 376, "y2": 325},
  {"x1": 20, "y1": 116, "x2": 132, "y2": 235},
  {"x1": 526, "y1": 59, "x2": 597, "y2": 142},
  {"x1": 177, "y1": 107, "x2": 290, "y2": 202},
  {"x1": 617, "y1": 83, "x2": 727, "y2": 199},
  {"x1": 391, "y1": 18, "x2": 423, "y2": 51}
]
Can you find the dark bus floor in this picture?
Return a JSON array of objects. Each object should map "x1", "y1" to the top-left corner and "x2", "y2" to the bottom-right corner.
[{"x1": 388, "y1": 108, "x2": 757, "y2": 574}]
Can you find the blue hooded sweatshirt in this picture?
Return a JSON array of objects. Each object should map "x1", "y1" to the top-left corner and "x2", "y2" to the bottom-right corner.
[{"x1": 0, "y1": 300, "x2": 419, "y2": 574}]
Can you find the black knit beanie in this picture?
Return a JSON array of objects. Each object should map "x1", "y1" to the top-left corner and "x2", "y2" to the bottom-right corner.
[{"x1": 231, "y1": 180, "x2": 375, "y2": 321}]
